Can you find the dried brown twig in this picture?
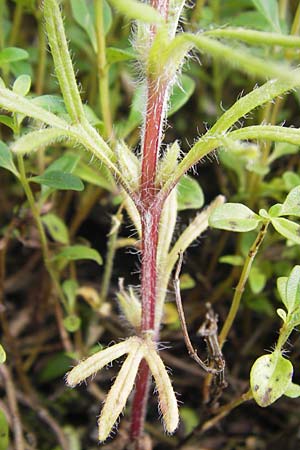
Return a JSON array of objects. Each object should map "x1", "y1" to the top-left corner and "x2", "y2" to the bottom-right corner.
[{"x1": 173, "y1": 252, "x2": 226, "y2": 379}]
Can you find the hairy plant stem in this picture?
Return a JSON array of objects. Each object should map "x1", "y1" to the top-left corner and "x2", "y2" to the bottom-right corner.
[{"x1": 130, "y1": 1, "x2": 170, "y2": 445}]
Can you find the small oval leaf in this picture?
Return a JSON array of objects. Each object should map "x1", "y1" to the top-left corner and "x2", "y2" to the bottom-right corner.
[
  {"x1": 13, "y1": 74, "x2": 31, "y2": 96},
  {"x1": 271, "y1": 217, "x2": 300, "y2": 244},
  {"x1": 250, "y1": 352, "x2": 293, "y2": 407},
  {"x1": 280, "y1": 186, "x2": 300, "y2": 217},
  {"x1": 42, "y1": 213, "x2": 69, "y2": 245},
  {"x1": 286, "y1": 265, "x2": 300, "y2": 313},
  {"x1": 284, "y1": 382, "x2": 300, "y2": 398},
  {"x1": 177, "y1": 175, "x2": 204, "y2": 211},
  {"x1": 64, "y1": 315, "x2": 81, "y2": 333},
  {"x1": 209, "y1": 203, "x2": 261, "y2": 232}
]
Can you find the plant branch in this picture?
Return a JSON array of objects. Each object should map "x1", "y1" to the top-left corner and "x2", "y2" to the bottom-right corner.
[{"x1": 219, "y1": 222, "x2": 269, "y2": 347}]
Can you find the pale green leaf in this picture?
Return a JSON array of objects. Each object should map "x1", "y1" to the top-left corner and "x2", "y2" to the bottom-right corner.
[
  {"x1": 0, "y1": 344, "x2": 6, "y2": 364},
  {"x1": 12, "y1": 74, "x2": 31, "y2": 96},
  {"x1": 268, "y1": 204, "x2": 282, "y2": 218},
  {"x1": 209, "y1": 203, "x2": 261, "y2": 232},
  {"x1": 0, "y1": 141, "x2": 18, "y2": 176},
  {"x1": 42, "y1": 213, "x2": 69, "y2": 245},
  {"x1": 276, "y1": 308, "x2": 287, "y2": 323},
  {"x1": 284, "y1": 382, "x2": 300, "y2": 398},
  {"x1": 55, "y1": 245, "x2": 103, "y2": 265},
  {"x1": 280, "y1": 186, "x2": 300, "y2": 217},
  {"x1": 277, "y1": 276, "x2": 288, "y2": 308},
  {"x1": 177, "y1": 176, "x2": 204, "y2": 211},
  {"x1": 63, "y1": 314, "x2": 81, "y2": 333},
  {"x1": 31, "y1": 171, "x2": 84, "y2": 191},
  {"x1": 286, "y1": 266, "x2": 300, "y2": 313},
  {"x1": 271, "y1": 217, "x2": 300, "y2": 244},
  {"x1": 12, "y1": 128, "x2": 72, "y2": 156},
  {"x1": 250, "y1": 352, "x2": 293, "y2": 407}
]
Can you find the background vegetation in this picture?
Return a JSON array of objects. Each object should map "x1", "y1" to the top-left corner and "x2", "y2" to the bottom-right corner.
[{"x1": 1, "y1": 0, "x2": 300, "y2": 449}]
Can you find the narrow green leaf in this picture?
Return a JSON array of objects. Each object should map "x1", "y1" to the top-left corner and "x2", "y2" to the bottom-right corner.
[
  {"x1": 62, "y1": 279, "x2": 78, "y2": 312},
  {"x1": 252, "y1": 0, "x2": 281, "y2": 33},
  {"x1": 12, "y1": 74, "x2": 31, "y2": 96},
  {"x1": 108, "y1": 0, "x2": 163, "y2": 24},
  {"x1": 12, "y1": 128, "x2": 72, "y2": 156},
  {"x1": 0, "y1": 141, "x2": 18, "y2": 176},
  {"x1": 277, "y1": 277, "x2": 288, "y2": 308},
  {"x1": 279, "y1": 186, "x2": 300, "y2": 217},
  {"x1": 0, "y1": 47, "x2": 28, "y2": 66},
  {"x1": 31, "y1": 170, "x2": 84, "y2": 191},
  {"x1": 209, "y1": 203, "x2": 261, "y2": 232},
  {"x1": 45, "y1": 153, "x2": 81, "y2": 174},
  {"x1": 106, "y1": 47, "x2": 136, "y2": 65},
  {"x1": 250, "y1": 352, "x2": 293, "y2": 407},
  {"x1": 168, "y1": 75, "x2": 196, "y2": 117},
  {"x1": 42, "y1": 213, "x2": 69, "y2": 245},
  {"x1": 284, "y1": 382, "x2": 300, "y2": 398},
  {"x1": 271, "y1": 217, "x2": 300, "y2": 244},
  {"x1": 0, "y1": 408, "x2": 9, "y2": 450},
  {"x1": 70, "y1": 0, "x2": 97, "y2": 52},
  {"x1": 73, "y1": 160, "x2": 115, "y2": 191},
  {"x1": 177, "y1": 175, "x2": 204, "y2": 211},
  {"x1": 55, "y1": 245, "x2": 103, "y2": 265},
  {"x1": 286, "y1": 266, "x2": 300, "y2": 313}
]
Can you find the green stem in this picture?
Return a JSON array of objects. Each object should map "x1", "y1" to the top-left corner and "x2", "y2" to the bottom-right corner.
[
  {"x1": 9, "y1": 2, "x2": 23, "y2": 46},
  {"x1": 101, "y1": 211, "x2": 122, "y2": 301},
  {"x1": 17, "y1": 155, "x2": 68, "y2": 312},
  {"x1": 219, "y1": 222, "x2": 269, "y2": 347},
  {"x1": 94, "y1": 0, "x2": 114, "y2": 140}
]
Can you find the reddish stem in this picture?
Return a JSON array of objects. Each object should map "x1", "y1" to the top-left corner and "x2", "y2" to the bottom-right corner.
[
  {"x1": 130, "y1": 1, "x2": 170, "y2": 446},
  {"x1": 129, "y1": 359, "x2": 151, "y2": 444}
]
